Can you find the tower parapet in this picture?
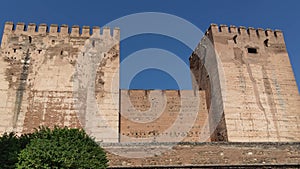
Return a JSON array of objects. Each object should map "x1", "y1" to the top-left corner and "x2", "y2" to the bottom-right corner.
[
  {"x1": 2, "y1": 22, "x2": 120, "y2": 44},
  {"x1": 208, "y1": 23, "x2": 284, "y2": 44}
]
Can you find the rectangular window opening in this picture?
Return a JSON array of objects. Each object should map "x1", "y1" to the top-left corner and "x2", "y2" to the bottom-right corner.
[{"x1": 248, "y1": 48, "x2": 257, "y2": 54}]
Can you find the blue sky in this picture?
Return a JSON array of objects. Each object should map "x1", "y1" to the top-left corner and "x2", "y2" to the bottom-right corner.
[{"x1": 0, "y1": 0, "x2": 299, "y2": 92}]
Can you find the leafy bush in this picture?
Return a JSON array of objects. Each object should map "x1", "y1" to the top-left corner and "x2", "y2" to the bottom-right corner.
[
  {"x1": 0, "y1": 132, "x2": 33, "y2": 168},
  {"x1": 0, "y1": 127, "x2": 108, "y2": 169},
  {"x1": 0, "y1": 132, "x2": 21, "y2": 169}
]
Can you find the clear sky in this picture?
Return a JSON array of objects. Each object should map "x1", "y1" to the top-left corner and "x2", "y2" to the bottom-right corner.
[{"x1": 0, "y1": 0, "x2": 299, "y2": 92}]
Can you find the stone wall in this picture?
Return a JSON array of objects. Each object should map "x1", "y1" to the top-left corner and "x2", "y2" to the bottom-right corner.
[
  {"x1": 103, "y1": 142, "x2": 300, "y2": 168},
  {"x1": 0, "y1": 22, "x2": 120, "y2": 142},
  {"x1": 120, "y1": 90, "x2": 210, "y2": 142}
]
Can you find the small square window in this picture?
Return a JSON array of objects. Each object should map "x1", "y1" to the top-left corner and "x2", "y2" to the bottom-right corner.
[{"x1": 248, "y1": 48, "x2": 257, "y2": 54}]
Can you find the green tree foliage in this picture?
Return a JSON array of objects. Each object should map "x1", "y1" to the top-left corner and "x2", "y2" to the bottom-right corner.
[
  {"x1": 0, "y1": 132, "x2": 21, "y2": 169},
  {"x1": 0, "y1": 127, "x2": 108, "y2": 169},
  {"x1": 0, "y1": 132, "x2": 32, "y2": 169}
]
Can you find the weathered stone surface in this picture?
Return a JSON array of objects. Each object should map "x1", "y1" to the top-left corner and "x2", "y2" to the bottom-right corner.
[
  {"x1": 190, "y1": 24, "x2": 300, "y2": 142},
  {"x1": 103, "y1": 142, "x2": 300, "y2": 168},
  {"x1": 0, "y1": 22, "x2": 120, "y2": 142},
  {"x1": 120, "y1": 90, "x2": 210, "y2": 142}
]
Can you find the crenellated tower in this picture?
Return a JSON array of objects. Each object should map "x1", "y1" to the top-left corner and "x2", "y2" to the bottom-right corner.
[
  {"x1": 190, "y1": 24, "x2": 300, "y2": 142},
  {"x1": 0, "y1": 22, "x2": 120, "y2": 142}
]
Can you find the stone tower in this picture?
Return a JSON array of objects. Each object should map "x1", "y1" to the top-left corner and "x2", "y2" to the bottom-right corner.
[
  {"x1": 190, "y1": 24, "x2": 300, "y2": 142},
  {"x1": 0, "y1": 22, "x2": 120, "y2": 142}
]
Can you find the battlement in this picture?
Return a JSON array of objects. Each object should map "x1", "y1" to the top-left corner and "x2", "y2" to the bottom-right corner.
[
  {"x1": 3, "y1": 21, "x2": 120, "y2": 39},
  {"x1": 207, "y1": 23, "x2": 284, "y2": 42}
]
